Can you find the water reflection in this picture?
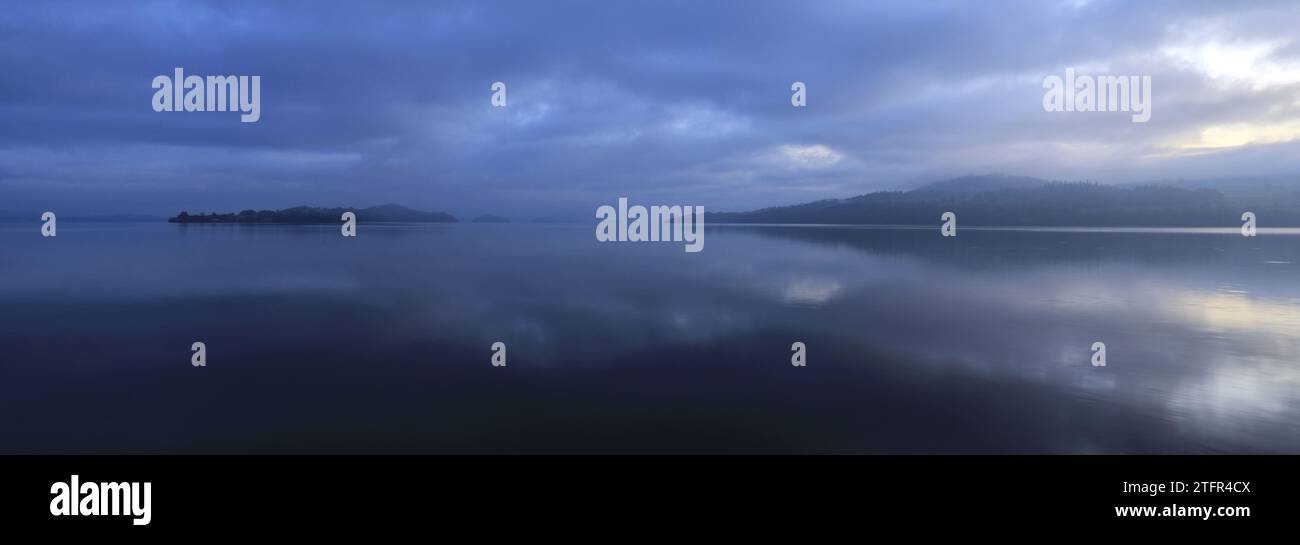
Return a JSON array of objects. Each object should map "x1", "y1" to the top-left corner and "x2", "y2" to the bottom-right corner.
[{"x1": 1, "y1": 222, "x2": 1297, "y2": 452}]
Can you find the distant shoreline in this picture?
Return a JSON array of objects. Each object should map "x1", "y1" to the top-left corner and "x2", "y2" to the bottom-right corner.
[{"x1": 167, "y1": 204, "x2": 457, "y2": 224}]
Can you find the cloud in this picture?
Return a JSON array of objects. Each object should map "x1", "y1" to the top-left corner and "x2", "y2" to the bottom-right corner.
[
  {"x1": 2, "y1": 0, "x2": 1300, "y2": 216},
  {"x1": 778, "y1": 145, "x2": 844, "y2": 168}
]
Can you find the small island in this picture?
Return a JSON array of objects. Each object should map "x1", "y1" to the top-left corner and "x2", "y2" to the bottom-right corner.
[{"x1": 169, "y1": 204, "x2": 457, "y2": 224}]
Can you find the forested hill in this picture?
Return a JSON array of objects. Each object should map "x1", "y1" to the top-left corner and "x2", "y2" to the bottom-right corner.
[{"x1": 707, "y1": 175, "x2": 1300, "y2": 227}]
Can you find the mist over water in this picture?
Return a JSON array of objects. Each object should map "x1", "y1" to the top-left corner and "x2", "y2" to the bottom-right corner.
[{"x1": 2, "y1": 222, "x2": 1298, "y2": 453}]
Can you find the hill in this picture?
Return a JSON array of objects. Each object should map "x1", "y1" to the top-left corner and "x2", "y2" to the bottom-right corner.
[{"x1": 708, "y1": 175, "x2": 1300, "y2": 227}]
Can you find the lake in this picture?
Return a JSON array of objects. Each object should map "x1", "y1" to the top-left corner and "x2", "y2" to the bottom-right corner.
[{"x1": 2, "y1": 222, "x2": 1298, "y2": 453}]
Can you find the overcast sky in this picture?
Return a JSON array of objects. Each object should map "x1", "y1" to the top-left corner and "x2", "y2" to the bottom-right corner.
[{"x1": 3, "y1": 0, "x2": 1300, "y2": 218}]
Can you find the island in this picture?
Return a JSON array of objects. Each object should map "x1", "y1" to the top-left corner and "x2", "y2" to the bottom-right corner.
[{"x1": 168, "y1": 204, "x2": 457, "y2": 224}]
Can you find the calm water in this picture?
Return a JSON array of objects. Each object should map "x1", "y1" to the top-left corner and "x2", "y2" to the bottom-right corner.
[{"x1": 2, "y1": 222, "x2": 1299, "y2": 453}]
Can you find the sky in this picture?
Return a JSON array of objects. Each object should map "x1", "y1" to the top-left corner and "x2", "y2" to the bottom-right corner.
[{"x1": 3, "y1": 0, "x2": 1300, "y2": 218}]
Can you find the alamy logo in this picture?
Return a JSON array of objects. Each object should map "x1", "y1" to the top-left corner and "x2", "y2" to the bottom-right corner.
[
  {"x1": 152, "y1": 68, "x2": 261, "y2": 122},
  {"x1": 1091, "y1": 341, "x2": 1107, "y2": 367},
  {"x1": 341, "y1": 212, "x2": 357, "y2": 237},
  {"x1": 50, "y1": 475, "x2": 151, "y2": 526},
  {"x1": 941, "y1": 211, "x2": 957, "y2": 237},
  {"x1": 491, "y1": 81, "x2": 507, "y2": 107},
  {"x1": 191, "y1": 341, "x2": 207, "y2": 367},
  {"x1": 491, "y1": 341, "x2": 507, "y2": 367},
  {"x1": 41, "y1": 211, "x2": 57, "y2": 237},
  {"x1": 596, "y1": 198, "x2": 704, "y2": 253},
  {"x1": 1043, "y1": 68, "x2": 1151, "y2": 123}
]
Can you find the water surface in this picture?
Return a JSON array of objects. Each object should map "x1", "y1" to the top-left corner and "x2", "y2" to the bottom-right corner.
[{"x1": 2, "y1": 222, "x2": 1298, "y2": 453}]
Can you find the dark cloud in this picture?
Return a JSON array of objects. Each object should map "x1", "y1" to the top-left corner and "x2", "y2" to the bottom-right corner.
[{"x1": 2, "y1": 0, "x2": 1299, "y2": 217}]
